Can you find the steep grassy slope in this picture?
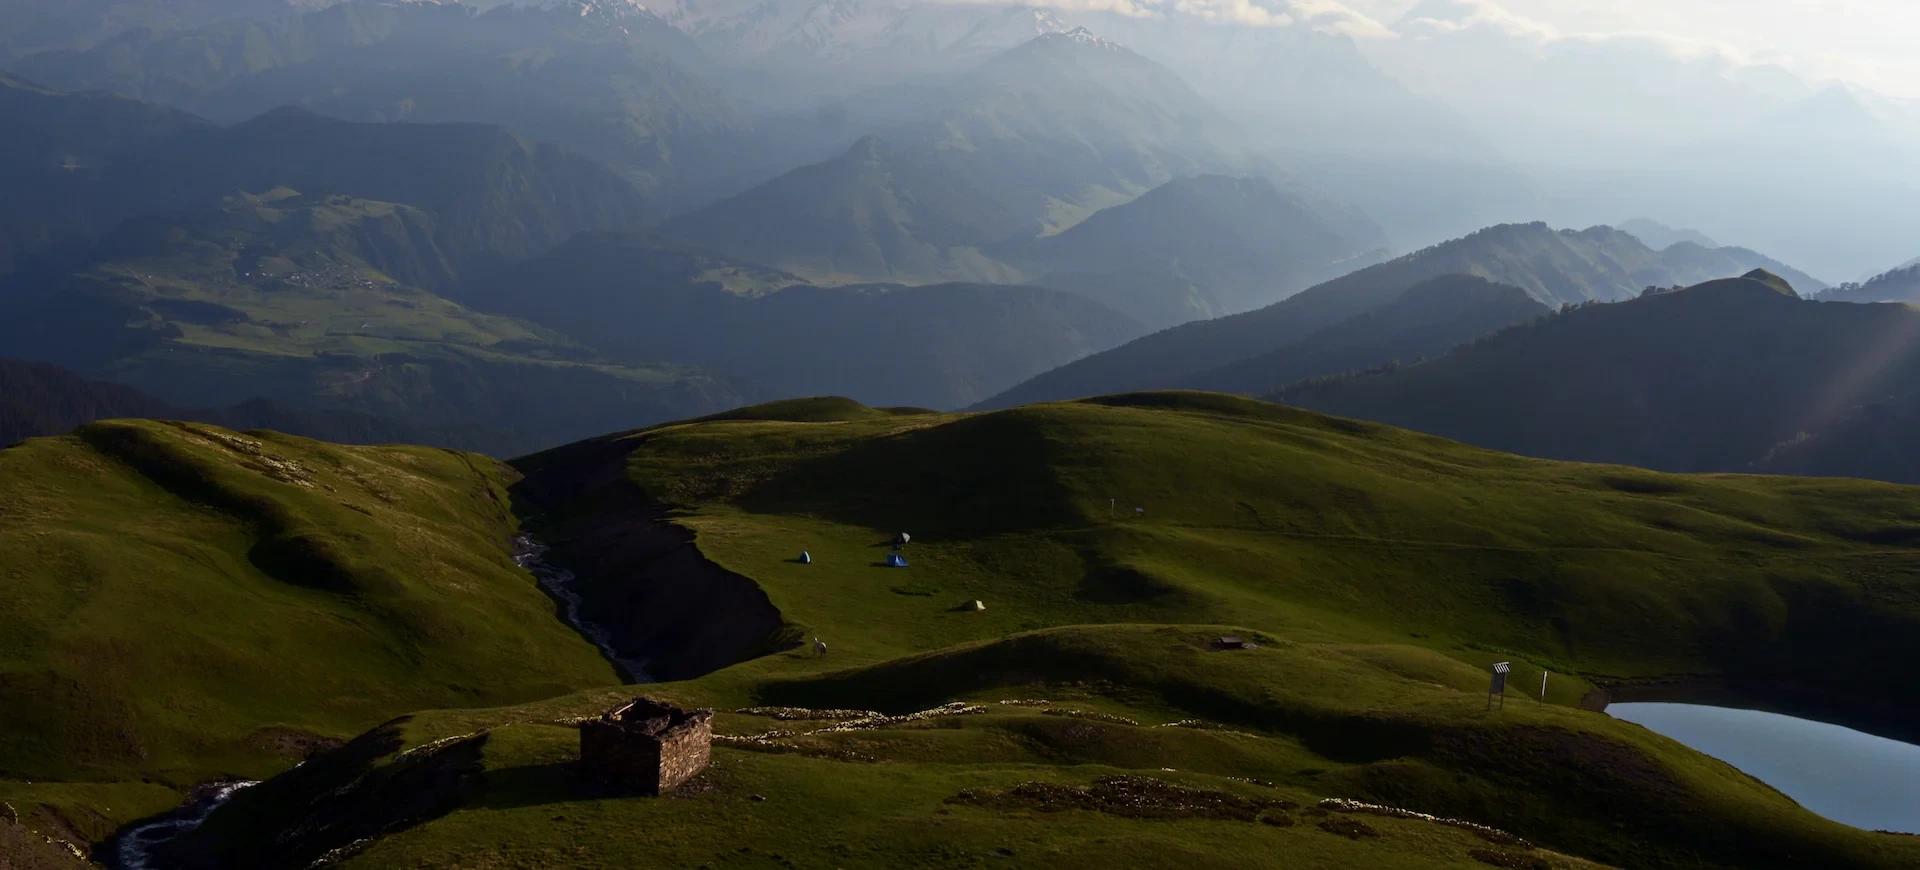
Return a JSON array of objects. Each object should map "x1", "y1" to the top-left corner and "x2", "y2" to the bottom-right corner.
[
  {"x1": 0, "y1": 419, "x2": 618, "y2": 790},
  {"x1": 1277, "y1": 272, "x2": 1920, "y2": 483},
  {"x1": 162, "y1": 393, "x2": 1920, "y2": 869},
  {"x1": 978, "y1": 223, "x2": 1824, "y2": 409}
]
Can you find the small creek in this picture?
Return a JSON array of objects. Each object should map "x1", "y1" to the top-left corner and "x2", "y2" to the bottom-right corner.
[
  {"x1": 1608, "y1": 702, "x2": 1920, "y2": 833},
  {"x1": 513, "y1": 533, "x2": 654, "y2": 683},
  {"x1": 115, "y1": 780, "x2": 257, "y2": 870}
]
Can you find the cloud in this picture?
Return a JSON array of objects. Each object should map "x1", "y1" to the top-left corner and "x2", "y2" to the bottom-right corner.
[
  {"x1": 1171, "y1": 0, "x2": 1293, "y2": 26},
  {"x1": 1285, "y1": 0, "x2": 1397, "y2": 38},
  {"x1": 1393, "y1": 0, "x2": 1556, "y2": 39}
]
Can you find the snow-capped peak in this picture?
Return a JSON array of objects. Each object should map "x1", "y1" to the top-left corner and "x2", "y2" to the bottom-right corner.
[{"x1": 1038, "y1": 26, "x2": 1121, "y2": 51}]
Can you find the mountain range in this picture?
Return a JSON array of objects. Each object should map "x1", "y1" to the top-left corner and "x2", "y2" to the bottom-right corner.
[
  {"x1": 457, "y1": 231, "x2": 1147, "y2": 408},
  {"x1": 1820, "y1": 265, "x2": 1920, "y2": 305},
  {"x1": 1276, "y1": 270, "x2": 1920, "y2": 483},
  {"x1": 9, "y1": 0, "x2": 750, "y2": 212},
  {"x1": 1, "y1": 356, "x2": 544, "y2": 454},
  {"x1": 978, "y1": 222, "x2": 1825, "y2": 410}
]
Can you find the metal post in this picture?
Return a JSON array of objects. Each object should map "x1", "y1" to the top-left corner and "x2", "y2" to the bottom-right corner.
[{"x1": 1540, "y1": 671, "x2": 1549, "y2": 703}]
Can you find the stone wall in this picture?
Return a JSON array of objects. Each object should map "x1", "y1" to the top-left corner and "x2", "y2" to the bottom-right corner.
[
  {"x1": 655, "y1": 713, "x2": 712, "y2": 794},
  {"x1": 579, "y1": 698, "x2": 712, "y2": 795}
]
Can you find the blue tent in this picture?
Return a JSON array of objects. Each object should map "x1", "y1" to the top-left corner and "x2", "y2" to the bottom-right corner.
[
  {"x1": 799, "y1": 551, "x2": 812, "y2": 564},
  {"x1": 886, "y1": 553, "x2": 908, "y2": 568}
]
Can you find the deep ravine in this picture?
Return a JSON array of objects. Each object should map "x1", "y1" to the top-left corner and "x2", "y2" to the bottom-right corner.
[
  {"x1": 115, "y1": 781, "x2": 258, "y2": 870},
  {"x1": 513, "y1": 533, "x2": 656, "y2": 683}
]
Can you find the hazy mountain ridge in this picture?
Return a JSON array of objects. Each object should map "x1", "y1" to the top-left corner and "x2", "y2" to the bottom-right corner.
[
  {"x1": 0, "y1": 76, "x2": 656, "y2": 279},
  {"x1": 1820, "y1": 265, "x2": 1920, "y2": 304},
  {"x1": 0, "y1": 80, "x2": 766, "y2": 448},
  {"x1": 9, "y1": 0, "x2": 750, "y2": 211},
  {"x1": 0, "y1": 356, "x2": 544, "y2": 454},
  {"x1": 1618, "y1": 218, "x2": 1718, "y2": 251},
  {"x1": 1277, "y1": 270, "x2": 1920, "y2": 482},
  {"x1": 1182, "y1": 274, "x2": 1551, "y2": 396},
  {"x1": 459, "y1": 231, "x2": 1147, "y2": 408},
  {"x1": 658, "y1": 134, "x2": 1020, "y2": 282},
  {"x1": 977, "y1": 221, "x2": 1821, "y2": 410},
  {"x1": 1003, "y1": 174, "x2": 1390, "y2": 314}
]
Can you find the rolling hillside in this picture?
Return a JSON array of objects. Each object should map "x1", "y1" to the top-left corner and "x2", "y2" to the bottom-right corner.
[
  {"x1": 140, "y1": 392, "x2": 1920, "y2": 869},
  {"x1": 0, "y1": 418, "x2": 618, "y2": 854},
  {"x1": 978, "y1": 222, "x2": 1826, "y2": 409},
  {"x1": 1278, "y1": 271, "x2": 1920, "y2": 482}
]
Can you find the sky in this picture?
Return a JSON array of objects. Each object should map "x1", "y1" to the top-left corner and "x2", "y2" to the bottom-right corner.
[
  {"x1": 1033, "y1": 0, "x2": 1920, "y2": 98},
  {"x1": 1357, "y1": 0, "x2": 1920, "y2": 97}
]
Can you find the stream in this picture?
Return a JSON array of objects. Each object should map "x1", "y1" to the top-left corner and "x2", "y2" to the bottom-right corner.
[
  {"x1": 114, "y1": 780, "x2": 257, "y2": 870},
  {"x1": 513, "y1": 533, "x2": 655, "y2": 683}
]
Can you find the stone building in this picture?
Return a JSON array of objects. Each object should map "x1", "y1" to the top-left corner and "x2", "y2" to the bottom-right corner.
[{"x1": 579, "y1": 697, "x2": 713, "y2": 795}]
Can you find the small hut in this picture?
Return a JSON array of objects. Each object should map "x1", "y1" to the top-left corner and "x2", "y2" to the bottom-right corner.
[{"x1": 579, "y1": 697, "x2": 713, "y2": 795}]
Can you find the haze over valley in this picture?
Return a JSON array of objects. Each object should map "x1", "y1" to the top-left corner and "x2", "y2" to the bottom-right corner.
[{"x1": 6, "y1": 2, "x2": 1920, "y2": 868}]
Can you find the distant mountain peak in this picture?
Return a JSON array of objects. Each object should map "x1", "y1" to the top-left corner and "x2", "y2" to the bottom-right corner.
[
  {"x1": 844, "y1": 134, "x2": 892, "y2": 162},
  {"x1": 1035, "y1": 25, "x2": 1121, "y2": 51},
  {"x1": 1740, "y1": 268, "x2": 1800, "y2": 297}
]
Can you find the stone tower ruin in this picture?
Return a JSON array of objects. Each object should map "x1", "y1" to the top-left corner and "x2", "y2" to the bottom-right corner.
[{"x1": 579, "y1": 697, "x2": 713, "y2": 795}]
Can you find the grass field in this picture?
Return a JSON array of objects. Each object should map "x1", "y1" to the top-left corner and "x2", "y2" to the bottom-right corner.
[
  {"x1": 19, "y1": 393, "x2": 1920, "y2": 867},
  {"x1": 152, "y1": 392, "x2": 1920, "y2": 869},
  {"x1": 0, "y1": 419, "x2": 619, "y2": 849}
]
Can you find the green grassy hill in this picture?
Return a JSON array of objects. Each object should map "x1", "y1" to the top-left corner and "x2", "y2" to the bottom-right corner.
[
  {"x1": 147, "y1": 392, "x2": 1920, "y2": 869},
  {"x1": 0, "y1": 419, "x2": 618, "y2": 839}
]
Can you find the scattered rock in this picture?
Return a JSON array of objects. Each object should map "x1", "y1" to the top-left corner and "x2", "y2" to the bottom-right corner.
[
  {"x1": 948, "y1": 775, "x2": 1294, "y2": 822},
  {"x1": 1317, "y1": 817, "x2": 1380, "y2": 840},
  {"x1": 1469, "y1": 849, "x2": 1552, "y2": 869},
  {"x1": 749, "y1": 794, "x2": 767, "y2": 802},
  {"x1": 1040, "y1": 709, "x2": 1140, "y2": 726}
]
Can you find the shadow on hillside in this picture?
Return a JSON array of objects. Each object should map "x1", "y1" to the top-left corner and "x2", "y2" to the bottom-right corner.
[
  {"x1": 148, "y1": 718, "x2": 490, "y2": 870},
  {"x1": 467, "y1": 760, "x2": 700, "y2": 811}
]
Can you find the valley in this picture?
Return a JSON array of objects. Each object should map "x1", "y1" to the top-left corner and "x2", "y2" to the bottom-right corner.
[{"x1": 4, "y1": 2, "x2": 1920, "y2": 868}]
